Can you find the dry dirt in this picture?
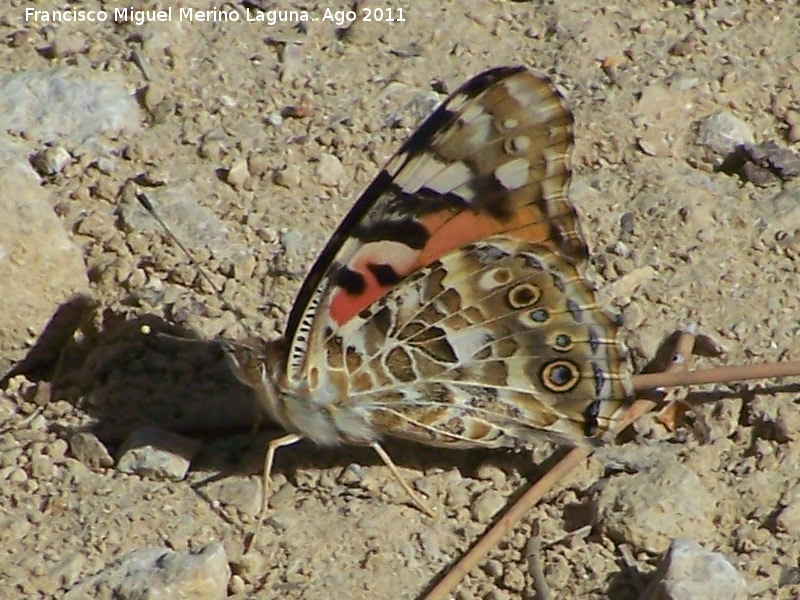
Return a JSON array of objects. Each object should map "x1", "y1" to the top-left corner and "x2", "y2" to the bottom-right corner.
[{"x1": 2, "y1": 1, "x2": 800, "y2": 599}]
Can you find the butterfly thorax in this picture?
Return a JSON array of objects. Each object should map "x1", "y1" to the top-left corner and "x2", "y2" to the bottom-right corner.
[{"x1": 224, "y1": 336, "x2": 381, "y2": 446}]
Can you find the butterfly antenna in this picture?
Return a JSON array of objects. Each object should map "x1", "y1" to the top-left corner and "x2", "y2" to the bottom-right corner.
[{"x1": 134, "y1": 192, "x2": 256, "y2": 340}]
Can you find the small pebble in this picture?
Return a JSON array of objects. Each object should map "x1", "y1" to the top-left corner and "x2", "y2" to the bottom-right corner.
[
  {"x1": 470, "y1": 490, "x2": 506, "y2": 522},
  {"x1": 776, "y1": 496, "x2": 800, "y2": 537},
  {"x1": 596, "y1": 461, "x2": 716, "y2": 553},
  {"x1": 445, "y1": 486, "x2": 470, "y2": 511},
  {"x1": 205, "y1": 477, "x2": 262, "y2": 517},
  {"x1": 69, "y1": 432, "x2": 114, "y2": 469},
  {"x1": 694, "y1": 111, "x2": 754, "y2": 165},
  {"x1": 116, "y1": 427, "x2": 201, "y2": 481},
  {"x1": 28, "y1": 454, "x2": 54, "y2": 480},
  {"x1": 338, "y1": 463, "x2": 364, "y2": 485},
  {"x1": 641, "y1": 539, "x2": 747, "y2": 600},
  {"x1": 226, "y1": 159, "x2": 250, "y2": 190},
  {"x1": 274, "y1": 164, "x2": 301, "y2": 188},
  {"x1": 417, "y1": 529, "x2": 442, "y2": 561},
  {"x1": 316, "y1": 153, "x2": 345, "y2": 187},
  {"x1": 94, "y1": 156, "x2": 116, "y2": 175},
  {"x1": 484, "y1": 559, "x2": 503, "y2": 577},
  {"x1": 31, "y1": 146, "x2": 72, "y2": 175},
  {"x1": 474, "y1": 463, "x2": 506, "y2": 486},
  {"x1": 9, "y1": 467, "x2": 28, "y2": 483},
  {"x1": 502, "y1": 566, "x2": 526, "y2": 592},
  {"x1": 63, "y1": 544, "x2": 230, "y2": 600},
  {"x1": 268, "y1": 482, "x2": 297, "y2": 510},
  {"x1": 266, "y1": 111, "x2": 283, "y2": 127}
]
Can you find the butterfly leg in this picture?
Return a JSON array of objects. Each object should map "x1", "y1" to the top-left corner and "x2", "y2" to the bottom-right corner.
[
  {"x1": 370, "y1": 442, "x2": 435, "y2": 517},
  {"x1": 246, "y1": 432, "x2": 303, "y2": 552}
]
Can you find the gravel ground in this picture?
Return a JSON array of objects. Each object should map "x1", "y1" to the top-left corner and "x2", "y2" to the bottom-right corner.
[{"x1": 2, "y1": 1, "x2": 800, "y2": 598}]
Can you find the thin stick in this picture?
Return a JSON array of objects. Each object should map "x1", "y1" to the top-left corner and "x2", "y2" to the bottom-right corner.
[
  {"x1": 631, "y1": 359, "x2": 800, "y2": 391},
  {"x1": 422, "y1": 333, "x2": 699, "y2": 600},
  {"x1": 423, "y1": 446, "x2": 592, "y2": 599}
]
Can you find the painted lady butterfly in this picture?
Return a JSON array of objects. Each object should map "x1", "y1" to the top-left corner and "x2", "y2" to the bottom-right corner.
[{"x1": 223, "y1": 66, "x2": 635, "y2": 521}]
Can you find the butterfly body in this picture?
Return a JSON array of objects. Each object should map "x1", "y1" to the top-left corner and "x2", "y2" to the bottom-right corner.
[{"x1": 224, "y1": 67, "x2": 634, "y2": 524}]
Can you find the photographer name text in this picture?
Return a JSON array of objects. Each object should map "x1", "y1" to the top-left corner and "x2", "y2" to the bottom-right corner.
[{"x1": 24, "y1": 6, "x2": 405, "y2": 27}]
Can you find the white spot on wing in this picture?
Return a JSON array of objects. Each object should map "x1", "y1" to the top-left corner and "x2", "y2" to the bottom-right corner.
[
  {"x1": 385, "y1": 153, "x2": 407, "y2": 176},
  {"x1": 504, "y1": 76, "x2": 545, "y2": 108},
  {"x1": 448, "y1": 327, "x2": 491, "y2": 365},
  {"x1": 451, "y1": 181, "x2": 476, "y2": 203},
  {"x1": 512, "y1": 135, "x2": 531, "y2": 153},
  {"x1": 448, "y1": 93, "x2": 471, "y2": 113},
  {"x1": 542, "y1": 146, "x2": 567, "y2": 177},
  {"x1": 465, "y1": 113, "x2": 494, "y2": 148},
  {"x1": 425, "y1": 161, "x2": 473, "y2": 194},
  {"x1": 494, "y1": 158, "x2": 530, "y2": 190},
  {"x1": 350, "y1": 240, "x2": 418, "y2": 274}
]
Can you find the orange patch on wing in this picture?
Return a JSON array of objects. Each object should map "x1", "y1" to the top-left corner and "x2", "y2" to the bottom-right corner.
[
  {"x1": 416, "y1": 206, "x2": 550, "y2": 266},
  {"x1": 329, "y1": 266, "x2": 389, "y2": 326},
  {"x1": 328, "y1": 205, "x2": 551, "y2": 326}
]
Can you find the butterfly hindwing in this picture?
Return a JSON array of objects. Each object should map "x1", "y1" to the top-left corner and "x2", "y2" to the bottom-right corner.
[{"x1": 310, "y1": 237, "x2": 632, "y2": 447}]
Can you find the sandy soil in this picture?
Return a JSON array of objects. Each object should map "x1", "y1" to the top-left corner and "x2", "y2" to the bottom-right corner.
[{"x1": 2, "y1": 1, "x2": 800, "y2": 598}]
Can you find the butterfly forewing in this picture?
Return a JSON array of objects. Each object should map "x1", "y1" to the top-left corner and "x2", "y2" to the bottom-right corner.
[{"x1": 285, "y1": 66, "x2": 587, "y2": 383}]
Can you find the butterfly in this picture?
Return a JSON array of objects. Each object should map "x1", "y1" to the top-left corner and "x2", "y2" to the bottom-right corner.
[{"x1": 223, "y1": 65, "x2": 635, "y2": 525}]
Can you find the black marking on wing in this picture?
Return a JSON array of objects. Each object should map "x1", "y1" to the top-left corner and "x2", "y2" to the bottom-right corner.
[
  {"x1": 368, "y1": 263, "x2": 404, "y2": 287},
  {"x1": 353, "y1": 215, "x2": 430, "y2": 248},
  {"x1": 380, "y1": 183, "x2": 469, "y2": 219},
  {"x1": 333, "y1": 267, "x2": 366, "y2": 295},
  {"x1": 472, "y1": 173, "x2": 516, "y2": 220},
  {"x1": 591, "y1": 362, "x2": 605, "y2": 396},
  {"x1": 584, "y1": 398, "x2": 601, "y2": 436}
]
